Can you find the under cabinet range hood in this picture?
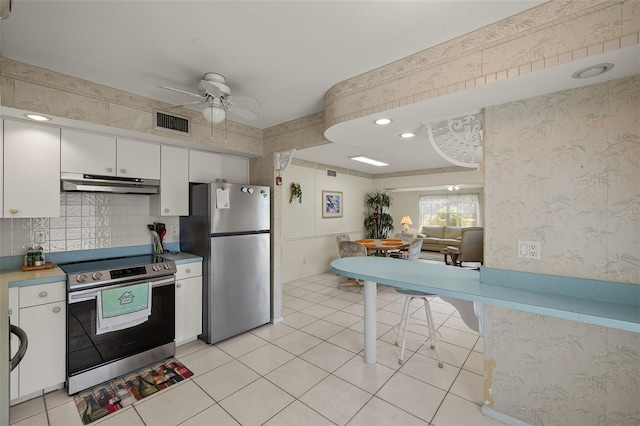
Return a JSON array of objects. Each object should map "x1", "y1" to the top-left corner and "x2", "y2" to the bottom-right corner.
[{"x1": 61, "y1": 172, "x2": 159, "y2": 194}]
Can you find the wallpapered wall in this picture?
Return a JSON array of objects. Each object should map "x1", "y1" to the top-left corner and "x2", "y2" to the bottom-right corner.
[{"x1": 483, "y1": 75, "x2": 639, "y2": 425}]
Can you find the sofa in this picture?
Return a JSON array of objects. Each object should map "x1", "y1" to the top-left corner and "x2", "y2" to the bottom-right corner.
[{"x1": 417, "y1": 226, "x2": 465, "y2": 251}]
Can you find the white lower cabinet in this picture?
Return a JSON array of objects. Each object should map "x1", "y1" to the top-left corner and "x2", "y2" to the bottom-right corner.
[
  {"x1": 12, "y1": 281, "x2": 66, "y2": 401},
  {"x1": 175, "y1": 262, "x2": 203, "y2": 346},
  {"x1": 8, "y1": 287, "x2": 19, "y2": 401}
]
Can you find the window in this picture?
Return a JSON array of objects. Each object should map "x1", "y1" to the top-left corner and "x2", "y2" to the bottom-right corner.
[{"x1": 419, "y1": 194, "x2": 479, "y2": 227}]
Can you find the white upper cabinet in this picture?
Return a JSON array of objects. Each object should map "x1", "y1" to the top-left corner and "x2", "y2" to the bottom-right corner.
[
  {"x1": 116, "y1": 138, "x2": 160, "y2": 180},
  {"x1": 221, "y1": 155, "x2": 249, "y2": 184},
  {"x1": 61, "y1": 129, "x2": 117, "y2": 175},
  {"x1": 189, "y1": 150, "x2": 222, "y2": 183},
  {"x1": 4, "y1": 120, "x2": 60, "y2": 218},
  {"x1": 61, "y1": 130, "x2": 160, "y2": 179},
  {"x1": 151, "y1": 145, "x2": 189, "y2": 216},
  {"x1": 0, "y1": 119, "x2": 3, "y2": 217}
]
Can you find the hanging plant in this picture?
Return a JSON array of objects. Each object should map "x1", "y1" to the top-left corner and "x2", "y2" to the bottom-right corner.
[
  {"x1": 289, "y1": 182, "x2": 302, "y2": 203},
  {"x1": 363, "y1": 189, "x2": 394, "y2": 239}
]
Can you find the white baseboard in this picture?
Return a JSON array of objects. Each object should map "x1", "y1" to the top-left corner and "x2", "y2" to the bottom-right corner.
[{"x1": 482, "y1": 406, "x2": 531, "y2": 426}]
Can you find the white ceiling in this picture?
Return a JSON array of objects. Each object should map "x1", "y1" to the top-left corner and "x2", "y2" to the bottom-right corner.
[{"x1": 4, "y1": 1, "x2": 633, "y2": 175}]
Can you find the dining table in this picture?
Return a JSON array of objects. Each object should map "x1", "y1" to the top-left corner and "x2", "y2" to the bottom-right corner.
[{"x1": 354, "y1": 238, "x2": 410, "y2": 257}]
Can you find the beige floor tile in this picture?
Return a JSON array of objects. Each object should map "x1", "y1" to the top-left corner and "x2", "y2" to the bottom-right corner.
[
  {"x1": 418, "y1": 340, "x2": 471, "y2": 368},
  {"x1": 93, "y1": 406, "x2": 144, "y2": 426},
  {"x1": 300, "y1": 292, "x2": 334, "y2": 303},
  {"x1": 238, "y1": 343, "x2": 295, "y2": 375},
  {"x1": 181, "y1": 404, "x2": 241, "y2": 425},
  {"x1": 136, "y1": 380, "x2": 215, "y2": 425},
  {"x1": 250, "y1": 322, "x2": 296, "y2": 342},
  {"x1": 322, "y1": 310, "x2": 362, "y2": 327},
  {"x1": 319, "y1": 296, "x2": 354, "y2": 310},
  {"x1": 282, "y1": 297, "x2": 316, "y2": 312},
  {"x1": 193, "y1": 359, "x2": 260, "y2": 401},
  {"x1": 219, "y1": 378, "x2": 294, "y2": 426},
  {"x1": 316, "y1": 287, "x2": 346, "y2": 298},
  {"x1": 358, "y1": 339, "x2": 412, "y2": 371},
  {"x1": 335, "y1": 291, "x2": 364, "y2": 303},
  {"x1": 9, "y1": 412, "x2": 48, "y2": 426},
  {"x1": 399, "y1": 352, "x2": 459, "y2": 391},
  {"x1": 348, "y1": 319, "x2": 393, "y2": 338},
  {"x1": 282, "y1": 311, "x2": 318, "y2": 329},
  {"x1": 377, "y1": 291, "x2": 404, "y2": 302},
  {"x1": 179, "y1": 343, "x2": 234, "y2": 376},
  {"x1": 175, "y1": 338, "x2": 209, "y2": 358},
  {"x1": 300, "y1": 319, "x2": 345, "y2": 340},
  {"x1": 327, "y1": 328, "x2": 366, "y2": 354},
  {"x1": 300, "y1": 375, "x2": 371, "y2": 426},
  {"x1": 377, "y1": 373, "x2": 446, "y2": 423},
  {"x1": 46, "y1": 400, "x2": 84, "y2": 426},
  {"x1": 263, "y1": 400, "x2": 334, "y2": 426},
  {"x1": 437, "y1": 326, "x2": 479, "y2": 350},
  {"x1": 300, "y1": 341, "x2": 356, "y2": 373},
  {"x1": 283, "y1": 287, "x2": 313, "y2": 298},
  {"x1": 272, "y1": 329, "x2": 322, "y2": 356},
  {"x1": 298, "y1": 282, "x2": 328, "y2": 292},
  {"x1": 378, "y1": 327, "x2": 426, "y2": 352},
  {"x1": 429, "y1": 300, "x2": 457, "y2": 315},
  {"x1": 463, "y1": 350, "x2": 484, "y2": 375},
  {"x1": 431, "y1": 393, "x2": 502, "y2": 426},
  {"x1": 443, "y1": 315, "x2": 480, "y2": 334},
  {"x1": 216, "y1": 332, "x2": 268, "y2": 358},
  {"x1": 44, "y1": 388, "x2": 74, "y2": 410},
  {"x1": 449, "y1": 369, "x2": 484, "y2": 405},
  {"x1": 375, "y1": 309, "x2": 403, "y2": 327},
  {"x1": 9, "y1": 396, "x2": 45, "y2": 424},
  {"x1": 265, "y1": 358, "x2": 329, "y2": 398},
  {"x1": 347, "y1": 396, "x2": 427, "y2": 426},
  {"x1": 380, "y1": 300, "x2": 412, "y2": 315},
  {"x1": 300, "y1": 303, "x2": 338, "y2": 319},
  {"x1": 340, "y1": 303, "x2": 365, "y2": 317},
  {"x1": 333, "y1": 355, "x2": 395, "y2": 394},
  {"x1": 474, "y1": 336, "x2": 485, "y2": 353}
]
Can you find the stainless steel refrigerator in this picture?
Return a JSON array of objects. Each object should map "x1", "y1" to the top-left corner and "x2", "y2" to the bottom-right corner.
[{"x1": 180, "y1": 182, "x2": 270, "y2": 344}]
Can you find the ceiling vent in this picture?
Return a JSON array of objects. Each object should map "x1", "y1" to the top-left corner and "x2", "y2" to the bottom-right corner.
[
  {"x1": 154, "y1": 110, "x2": 190, "y2": 135},
  {"x1": 327, "y1": 169, "x2": 337, "y2": 177}
]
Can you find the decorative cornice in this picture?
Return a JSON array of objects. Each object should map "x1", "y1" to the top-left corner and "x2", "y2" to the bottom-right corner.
[
  {"x1": 371, "y1": 166, "x2": 471, "y2": 179},
  {"x1": 291, "y1": 158, "x2": 373, "y2": 179},
  {"x1": 263, "y1": 111, "x2": 325, "y2": 139}
]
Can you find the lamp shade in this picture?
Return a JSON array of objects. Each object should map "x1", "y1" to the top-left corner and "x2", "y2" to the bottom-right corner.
[
  {"x1": 400, "y1": 216, "x2": 412, "y2": 229},
  {"x1": 202, "y1": 103, "x2": 226, "y2": 124}
]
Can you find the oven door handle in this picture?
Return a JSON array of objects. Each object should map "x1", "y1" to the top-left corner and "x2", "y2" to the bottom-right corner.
[{"x1": 68, "y1": 276, "x2": 175, "y2": 303}]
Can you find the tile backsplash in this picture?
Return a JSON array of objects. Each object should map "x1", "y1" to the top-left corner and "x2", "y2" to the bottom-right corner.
[{"x1": 0, "y1": 192, "x2": 179, "y2": 256}]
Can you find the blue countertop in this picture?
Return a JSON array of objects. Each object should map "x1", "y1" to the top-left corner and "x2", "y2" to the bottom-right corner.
[{"x1": 330, "y1": 257, "x2": 640, "y2": 333}]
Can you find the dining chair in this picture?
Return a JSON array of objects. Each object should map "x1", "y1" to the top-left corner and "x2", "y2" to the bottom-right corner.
[
  {"x1": 443, "y1": 227, "x2": 483, "y2": 267},
  {"x1": 336, "y1": 240, "x2": 367, "y2": 291},
  {"x1": 391, "y1": 237, "x2": 422, "y2": 260},
  {"x1": 335, "y1": 233, "x2": 351, "y2": 249}
]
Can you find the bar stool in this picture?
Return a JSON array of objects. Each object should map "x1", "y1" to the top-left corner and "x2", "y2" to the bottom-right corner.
[{"x1": 394, "y1": 288, "x2": 443, "y2": 367}]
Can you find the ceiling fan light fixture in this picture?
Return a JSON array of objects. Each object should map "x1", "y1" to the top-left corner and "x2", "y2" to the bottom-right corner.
[{"x1": 202, "y1": 103, "x2": 226, "y2": 124}]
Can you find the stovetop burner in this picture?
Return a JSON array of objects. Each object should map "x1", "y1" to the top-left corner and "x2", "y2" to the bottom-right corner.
[{"x1": 60, "y1": 254, "x2": 176, "y2": 291}]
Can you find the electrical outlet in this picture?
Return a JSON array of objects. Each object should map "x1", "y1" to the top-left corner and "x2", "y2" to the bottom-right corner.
[
  {"x1": 518, "y1": 241, "x2": 529, "y2": 258},
  {"x1": 171, "y1": 226, "x2": 178, "y2": 234},
  {"x1": 517, "y1": 240, "x2": 540, "y2": 259},
  {"x1": 34, "y1": 231, "x2": 46, "y2": 244}
]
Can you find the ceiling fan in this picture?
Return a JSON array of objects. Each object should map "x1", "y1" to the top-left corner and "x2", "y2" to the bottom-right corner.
[{"x1": 158, "y1": 72, "x2": 262, "y2": 125}]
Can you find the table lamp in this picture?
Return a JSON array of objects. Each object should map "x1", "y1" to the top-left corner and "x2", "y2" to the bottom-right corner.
[{"x1": 400, "y1": 216, "x2": 412, "y2": 233}]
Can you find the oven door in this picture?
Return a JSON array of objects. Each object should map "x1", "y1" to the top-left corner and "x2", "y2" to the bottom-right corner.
[{"x1": 67, "y1": 275, "x2": 175, "y2": 394}]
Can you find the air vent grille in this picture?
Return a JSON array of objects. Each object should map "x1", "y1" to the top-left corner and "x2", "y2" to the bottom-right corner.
[
  {"x1": 154, "y1": 110, "x2": 190, "y2": 135},
  {"x1": 327, "y1": 169, "x2": 337, "y2": 177}
]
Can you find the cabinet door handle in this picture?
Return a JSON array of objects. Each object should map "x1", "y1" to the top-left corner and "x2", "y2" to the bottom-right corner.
[
  {"x1": 8, "y1": 308, "x2": 12, "y2": 316},
  {"x1": 176, "y1": 283, "x2": 182, "y2": 288},
  {"x1": 164, "y1": 208, "x2": 169, "y2": 213},
  {"x1": 186, "y1": 268, "x2": 191, "y2": 273},
  {"x1": 120, "y1": 169, "x2": 126, "y2": 174},
  {"x1": 9, "y1": 208, "x2": 18, "y2": 214},
  {"x1": 106, "y1": 167, "x2": 113, "y2": 173},
  {"x1": 39, "y1": 291, "x2": 48, "y2": 298},
  {"x1": 52, "y1": 306, "x2": 61, "y2": 314}
]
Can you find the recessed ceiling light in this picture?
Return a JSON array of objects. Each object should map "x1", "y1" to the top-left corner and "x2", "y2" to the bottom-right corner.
[
  {"x1": 400, "y1": 132, "x2": 415, "y2": 139},
  {"x1": 24, "y1": 113, "x2": 52, "y2": 122},
  {"x1": 350, "y1": 155, "x2": 389, "y2": 167},
  {"x1": 571, "y1": 63, "x2": 614, "y2": 79},
  {"x1": 374, "y1": 118, "x2": 392, "y2": 125}
]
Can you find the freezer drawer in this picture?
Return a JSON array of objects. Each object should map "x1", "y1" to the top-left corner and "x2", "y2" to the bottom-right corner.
[{"x1": 204, "y1": 233, "x2": 270, "y2": 343}]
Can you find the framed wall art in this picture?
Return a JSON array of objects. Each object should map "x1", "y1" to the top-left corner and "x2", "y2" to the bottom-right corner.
[{"x1": 322, "y1": 190, "x2": 343, "y2": 218}]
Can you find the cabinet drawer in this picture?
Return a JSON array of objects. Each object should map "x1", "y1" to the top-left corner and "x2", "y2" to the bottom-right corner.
[
  {"x1": 175, "y1": 262, "x2": 202, "y2": 280},
  {"x1": 19, "y1": 281, "x2": 66, "y2": 308}
]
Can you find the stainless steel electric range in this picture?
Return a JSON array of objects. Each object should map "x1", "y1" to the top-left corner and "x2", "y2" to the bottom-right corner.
[{"x1": 59, "y1": 254, "x2": 176, "y2": 394}]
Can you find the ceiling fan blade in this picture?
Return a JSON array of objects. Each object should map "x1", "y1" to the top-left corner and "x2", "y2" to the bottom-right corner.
[
  {"x1": 169, "y1": 100, "x2": 207, "y2": 108},
  {"x1": 198, "y1": 80, "x2": 223, "y2": 98},
  {"x1": 157, "y1": 85, "x2": 205, "y2": 99},
  {"x1": 226, "y1": 102, "x2": 259, "y2": 121},
  {"x1": 227, "y1": 94, "x2": 263, "y2": 109}
]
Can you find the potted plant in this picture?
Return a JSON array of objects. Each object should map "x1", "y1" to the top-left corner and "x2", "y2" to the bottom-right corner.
[{"x1": 364, "y1": 190, "x2": 394, "y2": 239}]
